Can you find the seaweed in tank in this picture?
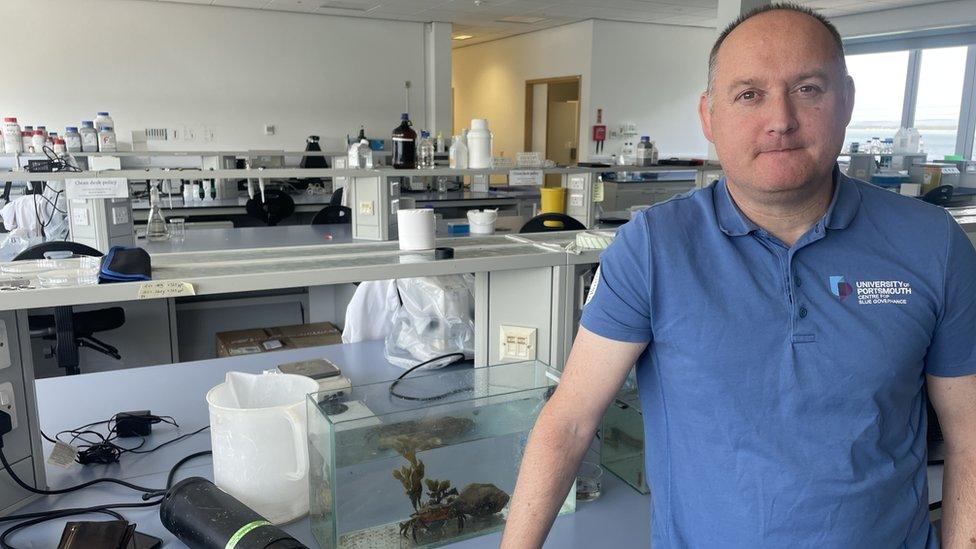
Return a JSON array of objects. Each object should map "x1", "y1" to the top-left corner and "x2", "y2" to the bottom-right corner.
[{"x1": 390, "y1": 436, "x2": 510, "y2": 543}]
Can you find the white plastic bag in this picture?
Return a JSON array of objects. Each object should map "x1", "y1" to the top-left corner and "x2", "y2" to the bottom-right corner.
[
  {"x1": 341, "y1": 279, "x2": 400, "y2": 344},
  {"x1": 384, "y1": 274, "x2": 475, "y2": 369},
  {"x1": 0, "y1": 229, "x2": 29, "y2": 262}
]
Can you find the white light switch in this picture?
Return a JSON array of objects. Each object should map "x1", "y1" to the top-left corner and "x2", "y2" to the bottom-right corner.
[{"x1": 112, "y1": 207, "x2": 129, "y2": 225}]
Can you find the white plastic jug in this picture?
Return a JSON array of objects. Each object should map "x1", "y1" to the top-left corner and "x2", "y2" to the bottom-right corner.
[{"x1": 206, "y1": 371, "x2": 320, "y2": 524}]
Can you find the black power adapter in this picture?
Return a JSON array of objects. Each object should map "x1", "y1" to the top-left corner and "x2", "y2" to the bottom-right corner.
[{"x1": 114, "y1": 410, "x2": 155, "y2": 438}]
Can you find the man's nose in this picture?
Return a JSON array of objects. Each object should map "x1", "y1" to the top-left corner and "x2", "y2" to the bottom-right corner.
[{"x1": 765, "y1": 93, "x2": 798, "y2": 136}]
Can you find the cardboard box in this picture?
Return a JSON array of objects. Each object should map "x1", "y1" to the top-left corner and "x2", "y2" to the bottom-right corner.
[{"x1": 216, "y1": 322, "x2": 343, "y2": 358}]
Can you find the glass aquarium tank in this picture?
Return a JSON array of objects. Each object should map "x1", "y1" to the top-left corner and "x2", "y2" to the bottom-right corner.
[
  {"x1": 600, "y1": 387, "x2": 649, "y2": 495},
  {"x1": 308, "y1": 360, "x2": 575, "y2": 548}
]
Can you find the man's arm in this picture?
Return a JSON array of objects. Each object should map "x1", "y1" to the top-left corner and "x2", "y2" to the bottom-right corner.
[
  {"x1": 500, "y1": 327, "x2": 647, "y2": 549},
  {"x1": 927, "y1": 373, "x2": 976, "y2": 548}
]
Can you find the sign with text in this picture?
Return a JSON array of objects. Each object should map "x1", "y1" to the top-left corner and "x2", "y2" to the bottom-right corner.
[
  {"x1": 138, "y1": 280, "x2": 196, "y2": 299},
  {"x1": 509, "y1": 169, "x2": 544, "y2": 186},
  {"x1": 65, "y1": 178, "x2": 129, "y2": 200},
  {"x1": 516, "y1": 152, "x2": 543, "y2": 168}
]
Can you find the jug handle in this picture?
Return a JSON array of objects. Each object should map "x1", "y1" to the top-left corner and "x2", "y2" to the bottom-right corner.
[{"x1": 284, "y1": 408, "x2": 308, "y2": 482}]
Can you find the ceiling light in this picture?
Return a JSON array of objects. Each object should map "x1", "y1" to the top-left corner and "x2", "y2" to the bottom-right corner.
[
  {"x1": 496, "y1": 15, "x2": 546, "y2": 24},
  {"x1": 453, "y1": 34, "x2": 474, "y2": 40}
]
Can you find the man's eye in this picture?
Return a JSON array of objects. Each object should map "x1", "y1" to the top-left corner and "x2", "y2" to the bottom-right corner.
[
  {"x1": 797, "y1": 85, "x2": 821, "y2": 95},
  {"x1": 738, "y1": 90, "x2": 759, "y2": 102}
]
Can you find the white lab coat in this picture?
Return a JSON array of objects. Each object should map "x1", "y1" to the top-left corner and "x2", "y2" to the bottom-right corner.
[
  {"x1": 341, "y1": 279, "x2": 400, "y2": 344},
  {"x1": 0, "y1": 195, "x2": 41, "y2": 238}
]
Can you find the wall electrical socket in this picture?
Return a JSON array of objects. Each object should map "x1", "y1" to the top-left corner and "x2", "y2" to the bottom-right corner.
[
  {"x1": 499, "y1": 325, "x2": 537, "y2": 362},
  {"x1": 359, "y1": 201, "x2": 375, "y2": 216},
  {"x1": 264, "y1": 124, "x2": 276, "y2": 136},
  {"x1": 0, "y1": 382, "x2": 17, "y2": 430}
]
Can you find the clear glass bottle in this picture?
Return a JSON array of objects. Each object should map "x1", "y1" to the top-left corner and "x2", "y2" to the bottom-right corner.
[
  {"x1": 146, "y1": 187, "x2": 170, "y2": 241},
  {"x1": 636, "y1": 136, "x2": 654, "y2": 167},
  {"x1": 419, "y1": 130, "x2": 435, "y2": 169}
]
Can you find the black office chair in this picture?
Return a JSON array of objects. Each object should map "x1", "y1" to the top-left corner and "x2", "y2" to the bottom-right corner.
[
  {"x1": 15, "y1": 242, "x2": 125, "y2": 376},
  {"x1": 245, "y1": 189, "x2": 296, "y2": 226},
  {"x1": 329, "y1": 186, "x2": 344, "y2": 207},
  {"x1": 519, "y1": 213, "x2": 587, "y2": 233},
  {"x1": 310, "y1": 205, "x2": 352, "y2": 225}
]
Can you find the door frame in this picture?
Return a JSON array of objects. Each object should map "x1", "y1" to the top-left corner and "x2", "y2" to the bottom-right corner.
[{"x1": 524, "y1": 75, "x2": 582, "y2": 155}]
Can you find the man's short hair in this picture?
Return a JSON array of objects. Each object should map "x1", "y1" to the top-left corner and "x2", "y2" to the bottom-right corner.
[{"x1": 707, "y1": 2, "x2": 847, "y2": 94}]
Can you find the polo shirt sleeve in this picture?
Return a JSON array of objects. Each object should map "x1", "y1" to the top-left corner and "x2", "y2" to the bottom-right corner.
[
  {"x1": 579, "y1": 212, "x2": 652, "y2": 343},
  {"x1": 924, "y1": 213, "x2": 976, "y2": 377}
]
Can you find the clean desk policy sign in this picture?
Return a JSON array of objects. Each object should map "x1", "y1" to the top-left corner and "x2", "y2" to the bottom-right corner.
[
  {"x1": 65, "y1": 178, "x2": 129, "y2": 199},
  {"x1": 509, "y1": 170, "x2": 544, "y2": 186}
]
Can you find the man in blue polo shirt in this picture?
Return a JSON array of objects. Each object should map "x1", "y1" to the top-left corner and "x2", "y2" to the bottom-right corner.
[{"x1": 501, "y1": 4, "x2": 976, "y2": 549}]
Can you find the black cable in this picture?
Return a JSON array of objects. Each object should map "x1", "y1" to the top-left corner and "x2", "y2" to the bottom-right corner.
[
  {"x1": 142, "y1": 450, "x2": 213, "y2": 500},
  {"x1": 125, "y1": 425, "x2": 209, "y2": 455},
  {"x1": 388, "y1": 353, "x2": 470, "y2": 401},
  {"x1": 0, "y1": 447, "x2": 161, "y2": 496}
]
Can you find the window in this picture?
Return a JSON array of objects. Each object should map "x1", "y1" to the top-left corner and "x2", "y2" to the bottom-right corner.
[
  {"x1": 844, "y1": 51, "x2": 910, "y2": 152},
  {"x1": 914, "y1": 46, "x2": 968, "y2": 160}
]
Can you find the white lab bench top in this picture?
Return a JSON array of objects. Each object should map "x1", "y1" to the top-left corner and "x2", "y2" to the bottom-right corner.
[
  {"x1": 17, "y1": 340, "x2": 653, "y2": 548},
  {"x1": 138, "y1": 218, "x2": 531, "y2": 254}
]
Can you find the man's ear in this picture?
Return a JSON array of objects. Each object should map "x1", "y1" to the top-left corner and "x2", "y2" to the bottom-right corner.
[
  {"x1": 842, "y1": 75, "x2": 855, "y2": 127},
  {"x1": 699, "y1": 92, "x2": 715, "y2": 144}
]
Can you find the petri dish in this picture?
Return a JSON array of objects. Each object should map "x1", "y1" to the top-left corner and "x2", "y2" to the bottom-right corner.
[
  {"x1": 36, "y1": 268, "x2": 100, "y2": 288},
  {"x1": 576, "y1": 461, "x2": 604, "y2": 502}
]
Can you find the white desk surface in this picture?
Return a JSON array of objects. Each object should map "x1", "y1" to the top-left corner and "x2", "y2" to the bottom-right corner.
[
  {"x1": 19, "y1": 340, "x2": 652, "y2": 548},
  {"x1": 139, "y1": 218, "x2": 530, "y2": 254}
]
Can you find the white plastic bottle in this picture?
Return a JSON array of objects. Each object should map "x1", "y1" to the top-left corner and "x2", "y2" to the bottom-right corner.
[
  {"x1": 80, "y1": 121, "x2": 98, "y2": 152},
  {"x1": 467, "y1": 119, "x2": 493, "y2": 169},
  {"x1": 53, "y1": 138, "x2": 67, "y2": 156},
  {"x1": 449, "y1": 134, "x2": 469, "y2": 169},
  {"x1": 98, "y1": 126, "x2": 117, "y2": 152},
  {"x1": 95, "y1": 112, "x2": 114, "y2": 132},
  {"x1": 2, "y1": 118, "x2": 23, "y2": 153},
  {"x1": 436, "y1": 131, "x2": 445, "y2": 154},
  {"x1": 31, "y1": 130, "x2": 45, "y2": 153},
  {"x1": 64, "y1": 127, "x2": 82, "y2": 152},
  {"x1": 37, "y1": 126, "x2": 48, "y2": 141}
]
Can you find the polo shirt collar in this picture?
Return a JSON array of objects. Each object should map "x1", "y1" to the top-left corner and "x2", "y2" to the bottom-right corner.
[{"x1": 714, "y1": 165, "x2": 861, "y2": 237}]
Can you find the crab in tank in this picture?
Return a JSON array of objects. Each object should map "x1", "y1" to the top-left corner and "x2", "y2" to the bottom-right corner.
[{"x1": 390, "y1": 436, "x2": 510, "y2": 543}]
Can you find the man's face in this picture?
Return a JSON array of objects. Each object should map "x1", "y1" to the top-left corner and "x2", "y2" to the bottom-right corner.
[{"x1": 699, "y1": 11, "x2": 855, "y2": 195}]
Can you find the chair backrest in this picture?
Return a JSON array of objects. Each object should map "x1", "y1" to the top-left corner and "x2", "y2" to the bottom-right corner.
[
  {"x1": 245, "y1": 189, "x2": 296, "y2": 226},
  {"x1": 311, "y1": 205, "x2": 352, "y2": 225},
  {"x1": 329, "y1": 186, "x2": 344, "y2": 207},
  {"x1": 519, "y1": 213, "x2": 586, "y2": 234},
  {"x1": 14, "y1": 241, "x2": 103, "y2": 261}
]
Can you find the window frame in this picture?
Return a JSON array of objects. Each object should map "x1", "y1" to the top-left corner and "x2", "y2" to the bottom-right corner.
[{"x1": 843, "y1": 29, "x2": 976, "y2": 160}]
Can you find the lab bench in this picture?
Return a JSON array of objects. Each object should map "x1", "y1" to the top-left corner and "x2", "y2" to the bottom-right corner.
[
  {"x1": 15, "y1": 339, "x2": 651, "y2": 547},
  {"x1": 0, "y1": 231, "x2": 602, "y2": 519},
  {"x1": 130, "y1": 193, "x2": 333, "y2": 223}
]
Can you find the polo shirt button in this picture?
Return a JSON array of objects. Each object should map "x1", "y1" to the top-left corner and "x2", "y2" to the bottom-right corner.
[
  {"x1": 795, "y1": 276, "x2": 802, "y2": 287},
  {"x1": 799, "y1": 306, "x2": 808, "y2": 319}
]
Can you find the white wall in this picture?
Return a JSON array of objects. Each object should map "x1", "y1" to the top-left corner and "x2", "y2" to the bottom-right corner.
[
  {"x1": 452, "y1": 19, "x2": 713, "y2": 163},
  {"x1": 0, "y1": 0, "x2": 430, "y2": 152},
  {"x1": 589, "y1": 20, "x2": 713, "y2": 159},
  {"x1": 452, "y1": 21, "x2": 594, "y2": 162}
]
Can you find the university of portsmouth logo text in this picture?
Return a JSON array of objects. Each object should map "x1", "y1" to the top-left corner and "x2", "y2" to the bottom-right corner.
[
  {"x1": 829, "y1": 276, "x2": 853, "y2": 301},
  {"x1": 830, "y1": 276, "x2": 912, "y2": 305}
]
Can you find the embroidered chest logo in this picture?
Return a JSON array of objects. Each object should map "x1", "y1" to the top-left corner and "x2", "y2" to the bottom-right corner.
[{"x1": 830, "y1": 275, "x2": 912, "y2": 305}]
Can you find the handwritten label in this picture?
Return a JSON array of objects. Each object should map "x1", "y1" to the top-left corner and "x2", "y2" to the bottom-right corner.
[
  {"x1": 138, "y1": 280, "x2": 196, "y2": 299},
  {"x1": 516, "y1": 152, "x2": 543, "y2": 168},
  {"x1": 509, "y1": 169, "x2": 544, "y2": 186},
  {"x1": 65, "y1": 178, "x2": 129, "y2": 199}
]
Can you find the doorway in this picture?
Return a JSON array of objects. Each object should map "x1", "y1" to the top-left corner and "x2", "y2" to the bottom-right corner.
[{"x1": 524, "y1": 76, "x2": 581, "y2": 186}]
